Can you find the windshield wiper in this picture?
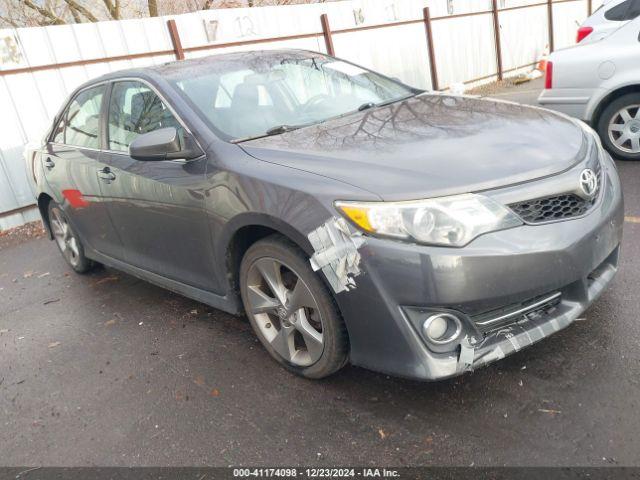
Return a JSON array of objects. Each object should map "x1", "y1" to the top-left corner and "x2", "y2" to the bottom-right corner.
[
  {"x1": 376, "y1": 93, "x2": 417, "y2": 108},
  {"x1": 264, "y1": 124, "x2": 303, "y2": 136},
  {"x1": 352, "y1": 95, "x2": 416, "y2": 116},
  {"x1": 232, "y1": 94, "x2": 419, "y2": 143},
  {"x1": 358, "y1": 102, "x2": 376, "y2": 111},
  {"x1": 232, "y1": 123, "x2": 311, "y2": 143}
]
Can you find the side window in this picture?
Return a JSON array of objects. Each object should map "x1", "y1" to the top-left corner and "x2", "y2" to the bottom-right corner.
[
  {"x1": 53, "y1": 85, "x2": 105, "y2": 149},
  {"x1": 107, "y1": 81, "x2": 181, "y2": 152},
  {"x1": 605, "y1": 0, "x2": 633, "y2": 20}
]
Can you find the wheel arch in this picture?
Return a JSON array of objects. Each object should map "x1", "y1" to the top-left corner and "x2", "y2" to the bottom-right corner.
[
  {"x1": 591, "y1": 84, "x2": 640, "y2": 127},
  {"x1": 220, "y1": 213, "x2": 315, "y2": 306}
]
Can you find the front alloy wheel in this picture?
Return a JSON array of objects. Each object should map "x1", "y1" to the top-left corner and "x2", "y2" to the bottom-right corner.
[
  {"x1": 246, "y1": 257, "x2": 324, "y2": 366},
  {"x1": 239, "y1": 236, "x2": 348, "y2": 379}
]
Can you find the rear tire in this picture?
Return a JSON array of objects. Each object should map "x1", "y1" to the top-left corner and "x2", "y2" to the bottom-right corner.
[
  {"x1": 239, "y1": 235, "x2": 349, "y2": 379},
  {"x1": 597, "y1": 93, "x2": 640, "y2": 161},
  {"x1": 47, "y1": 201, "x2": 95, "y2": 274}
]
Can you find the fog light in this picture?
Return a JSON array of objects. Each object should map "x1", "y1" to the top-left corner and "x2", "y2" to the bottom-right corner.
[{"x1": 422, "y1": 313, "x2": 462, "y2": 344}]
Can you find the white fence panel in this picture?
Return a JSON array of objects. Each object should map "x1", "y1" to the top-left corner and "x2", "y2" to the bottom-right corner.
[
  {"x1": 553, "y1": 0, "x2": 590, "y2": 49},
  {"x1": 333, "y1": 23, "x2": 432, "y2": 90},
  {"x1": 432, "y1": 13, "x2": 497, "y2": 89},
  {"x1": 500, "y1": 4, "x2": 548, "y2": 72}
]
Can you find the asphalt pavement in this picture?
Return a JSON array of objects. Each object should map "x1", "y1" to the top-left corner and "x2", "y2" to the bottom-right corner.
[{"x1": 1, "y1": 80, "x2": 640, "y2": 467}]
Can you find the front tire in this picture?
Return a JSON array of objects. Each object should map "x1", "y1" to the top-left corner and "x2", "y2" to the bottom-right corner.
[
  {"x1": 597, "y1": 93, "x2": 640, "y2": 161},
  {"x1": 48, "y1": 201, "x2": 95, "y2": 274},
  {"x1": 239, "y1": 235, "x2": 349, "y2": 379}
]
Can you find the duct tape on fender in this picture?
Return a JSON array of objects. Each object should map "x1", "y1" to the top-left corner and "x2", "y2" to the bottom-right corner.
[{"x1": 308, "y1": 217, "x2": 365, "y2": 294}]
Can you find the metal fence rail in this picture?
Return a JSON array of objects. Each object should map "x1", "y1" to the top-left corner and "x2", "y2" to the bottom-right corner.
[{"x1": 0, "y1": 0, "x2": 600, "y2": 230}]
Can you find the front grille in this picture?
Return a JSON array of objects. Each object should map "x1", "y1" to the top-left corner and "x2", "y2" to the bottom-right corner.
[
  {"x1": 508, "y1": 161, "x2": 602, "y2": 224},
  {"x1": 509, "y1": 193, "x2": 596, "y2": 224}
]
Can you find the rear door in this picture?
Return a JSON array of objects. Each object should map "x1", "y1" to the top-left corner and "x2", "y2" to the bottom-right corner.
[
  {"x1": 44, "y1": 84, "x2": 123, "y2": 260},
  {"x1": 98, "y1": 79, "x2": 216, "y2": 291}
]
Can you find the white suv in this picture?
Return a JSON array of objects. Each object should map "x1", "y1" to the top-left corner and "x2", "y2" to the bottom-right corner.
[
  {"x1": 578, "y1": 0, "x2": 640, "y2": 44},
  {"x1": 539, "y1": 16, "x2": 640, "y2": 160}
]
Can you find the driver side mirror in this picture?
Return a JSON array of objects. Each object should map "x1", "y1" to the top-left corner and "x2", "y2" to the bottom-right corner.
[{"x1": 129, "y1": 127, "x2": 202, "y2": 161}]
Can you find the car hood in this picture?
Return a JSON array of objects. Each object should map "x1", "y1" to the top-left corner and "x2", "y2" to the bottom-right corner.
[{"x1": 240, "y1": 94, "x2": 587, "y2": 201}]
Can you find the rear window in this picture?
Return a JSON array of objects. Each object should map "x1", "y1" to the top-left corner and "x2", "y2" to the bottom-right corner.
[{"x1": 605, "y1": 0, "x2": 640, "y2": 20}]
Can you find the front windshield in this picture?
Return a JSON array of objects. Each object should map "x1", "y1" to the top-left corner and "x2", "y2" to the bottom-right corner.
[{"x1": 167, "y1": 52, "x2": 415, "y2": 141}]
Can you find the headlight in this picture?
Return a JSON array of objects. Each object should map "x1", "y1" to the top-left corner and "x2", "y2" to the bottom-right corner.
[{"x1": 336, "y1": 194, "x2": 522, "y2": 247}]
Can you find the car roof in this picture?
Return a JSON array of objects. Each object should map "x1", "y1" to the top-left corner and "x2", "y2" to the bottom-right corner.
[{"x1": 78, "y1": 48, "x2": 317, "y2": 89}]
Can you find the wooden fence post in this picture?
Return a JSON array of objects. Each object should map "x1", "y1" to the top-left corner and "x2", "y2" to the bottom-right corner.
[
  {"x1": 320, "y1": 14, "x2": 335, "y2": 57},
  {"x1": 588, "y1": 0, "x2": 593, "y2": 16},
  {"x1": 167, "y1": 19, "x2": 185, "y2": 60},
  {"x1": 422, "y1": 7, "x2": 439, "y2": 91},
  {"x1": 547, "y1": 0, "x2": 555, "y2": 53},
  {"x1": 491, "y1": 0, "x2": 503, "y2": 81}
]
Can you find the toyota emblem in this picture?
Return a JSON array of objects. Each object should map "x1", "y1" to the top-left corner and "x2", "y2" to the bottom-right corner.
[{"x1": 579, "y1": 169, "x2": 598, "y2": 198}]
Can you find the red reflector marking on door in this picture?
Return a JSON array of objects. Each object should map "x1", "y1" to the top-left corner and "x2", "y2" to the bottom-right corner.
[{"x1": 62, "y1": 189, "x2": 89, "y2": 208}]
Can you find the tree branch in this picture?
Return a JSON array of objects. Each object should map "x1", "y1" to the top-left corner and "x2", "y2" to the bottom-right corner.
[
  {"x1": 0, "y1": 11, "x2": 18, "y2": 27},
  {"x1": 18, "y1": 0, "x2": 66, "y2": 25},
  {"x1": 67, "y1": 4, "x2": 82, "y2": 23},
  {"x1": 102, "y1": 0, "x2": 119, "y2": 19},
  {"x1": 62, "y1": 0, "x2": 99, "y2": 22}
]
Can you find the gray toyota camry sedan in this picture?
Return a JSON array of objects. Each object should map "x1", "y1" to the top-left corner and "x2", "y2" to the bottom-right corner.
[{"x1": 28, "y1": 49, "x2": 623, "y2": 381}]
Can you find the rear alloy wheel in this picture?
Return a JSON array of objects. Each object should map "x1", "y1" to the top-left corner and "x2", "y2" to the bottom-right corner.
[
  {"x1": 48, "y1": 202, "x2": 94, "y2": 273},
  {"x1": 598, "y1": 93, "x2": 640, "y2": 161},
  {"x1": 239, "y1": 236, "x2": 348, "y2": 379}
]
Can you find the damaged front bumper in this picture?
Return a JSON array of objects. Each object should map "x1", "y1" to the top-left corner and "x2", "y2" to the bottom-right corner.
[
  {"x1": 332, "y1": 158, "x2": 624, "y2": 381},
  {"x1": 471, "y1": 256, "x2": 616, "y2": 371},
  {"x1": 400, "y1": 247, "x2": 619, "y2": 380}
]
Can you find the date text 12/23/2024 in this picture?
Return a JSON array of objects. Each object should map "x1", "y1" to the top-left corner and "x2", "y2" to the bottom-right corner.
[{"x1": 233, "y1": 468, "x2": 400, "y2": 478}]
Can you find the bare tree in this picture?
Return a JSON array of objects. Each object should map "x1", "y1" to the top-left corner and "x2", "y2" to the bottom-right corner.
[
  {"x1": 102, "y1": 0, "x2": 121, "y2": 19},
  {"x1": 0, "y1": 0, "x2": 333, "y2": 27},
  {"x1": 147, "y1": 0, "x2": 157, "y2": 16}
]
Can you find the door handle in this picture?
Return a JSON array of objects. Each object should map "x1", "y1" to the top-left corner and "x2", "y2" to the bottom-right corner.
[
  {"x1": 44, "y1": 157, "x2": 55, "y2": 170},
  {"x1": 97, "y1": 167, "x2": 116, "y2": 182}
]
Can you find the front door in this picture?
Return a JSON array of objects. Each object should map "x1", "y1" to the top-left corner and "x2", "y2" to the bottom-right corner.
[
  {"x1": 44, "y1": 83, "x2": 123, "y2": 260},
  {"x1": 98, "y1": 80, "x2": 216, "y2": 291}
]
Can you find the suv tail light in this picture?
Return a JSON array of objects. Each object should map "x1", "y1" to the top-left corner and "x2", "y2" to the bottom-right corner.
[
  {"x1": 577, "y1": 26, "x2": 593, "y2": 43},
  {"x1": 545, "y1": 61, "x2": 553, "y2": 89}
]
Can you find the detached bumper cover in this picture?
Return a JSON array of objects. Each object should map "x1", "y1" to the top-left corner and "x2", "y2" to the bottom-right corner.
[{"x1": 470, "y1": 249, "x2": 617, "y2": 371}]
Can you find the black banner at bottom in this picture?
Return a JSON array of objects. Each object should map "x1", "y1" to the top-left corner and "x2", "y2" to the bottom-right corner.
[{"x1": 2, "y1": 467, "x2": 640, "y2": 480}]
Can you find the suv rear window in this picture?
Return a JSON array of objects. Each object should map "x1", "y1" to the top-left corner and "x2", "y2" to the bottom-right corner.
[{"x1": 605, "y1": 0, "x2": 640, "y2": 20}]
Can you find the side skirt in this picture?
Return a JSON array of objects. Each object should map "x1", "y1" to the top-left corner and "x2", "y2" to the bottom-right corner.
[{"x1": 86, "y1": 248, "x2": 242, "y2": 315}]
